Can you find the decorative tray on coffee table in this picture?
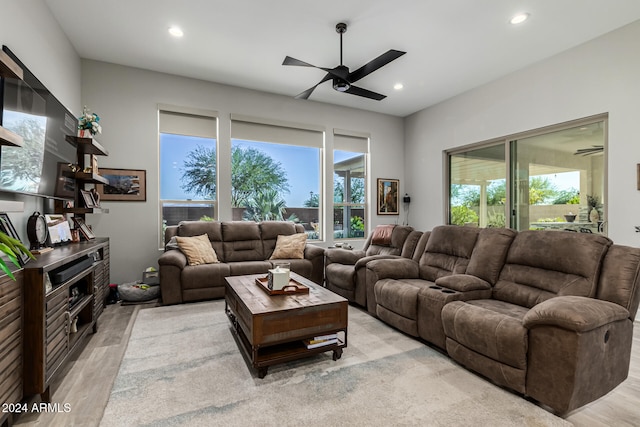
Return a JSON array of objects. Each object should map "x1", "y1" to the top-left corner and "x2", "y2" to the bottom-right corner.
[{"x1": 255, "y1": 276, "x2": 310, "y2": 295}]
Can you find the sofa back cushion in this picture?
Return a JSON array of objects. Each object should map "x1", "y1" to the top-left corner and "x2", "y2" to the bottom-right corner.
[
  {"x1": 221, "y1": 221, "x2": 264, "y2": 262},
  {"x1": 597, "y1": 244, "x2": 640, "y2": 321},
  {"x1": 466, "y1": 228, "x2": 517, "y2": 285},
  {"x1": 177, "y1": 221, "x2": 224, "y2": 261},
  {"x1": 364, "y1": 225, "x2": 413, "y2": 257},
  {"x1": 260, "y1": 221, "x2": 301, "y2": 258},
  {"x1": 494, "y1": 230, "x2": 612, "y2": 308},
  {"x1": 400, "y1": 230, "x2": 423, "y2": 259},
  {"x1": 419, "y1": 225, "x2": 480, "y2": 281}
]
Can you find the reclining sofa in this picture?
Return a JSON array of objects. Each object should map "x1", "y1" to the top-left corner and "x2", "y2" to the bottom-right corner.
[
  {"x1": 365, "y1": 225, "x2": 640, "y2": 413},
  {"x1": 159, "y1": 220, "x2": 324, "y2": 305},
  {"x1": 324, "y1": 224, "x2": 422, "y2": 307}
]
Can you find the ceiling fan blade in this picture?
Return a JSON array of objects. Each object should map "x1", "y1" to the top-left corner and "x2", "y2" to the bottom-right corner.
[
  {"x1": 295, "y1": 73, "x2": 332, "y2": 100},
  {"x1": 348, "y1": 50, "x2": 406, "y2": 83},
  {"x1": 344, "y1": 85, "x2": 386, "y2": 101},
  {"x1": 283, "y1": 56, "x2": 346, "y2": 80}
]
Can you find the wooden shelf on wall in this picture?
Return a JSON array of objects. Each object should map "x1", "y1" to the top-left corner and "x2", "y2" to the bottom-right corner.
[
  {"x1": 65, "y1": 136, "x2": 109, "y2": 156},
  {"x1": 0, "y1": 125, "x2": 24, "y2": 148},
  {"x1": 0, "y1": 50, "x2": 25, "y2": 148},
  {"x1": 62, "y1": 170, "x2": 109, "y2": 185},
  {"x1": 0, "y1": 49, "x2": 23, "y2": 80}
]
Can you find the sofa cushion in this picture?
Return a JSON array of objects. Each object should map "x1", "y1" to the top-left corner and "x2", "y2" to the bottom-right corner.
[
  {"x1": 181, "y1": 263, "x2": 231, "y2": 290},
  {"x1": 442, "y1": 299, "x2": 529, "y2": 370},
  {"x1": 222, "y1": 221, "x2": 264, "y2": 262},
  {"x1": 418, "y1": 225, "x2": 480, "y2": 281},
  {"x1": 597, "y1": 244, "x2": 640, "y2": 321},
  {"x1": 375, "y1": 278, "x2": 432, "y2": 320},
  {"x1": 176, "y1": 234, "x2": 219, "y2": 266},
  {"x1": 493, "y1": 231, "x2": 612, "y2": 308},
  {"x1": 270, "y1": 233, "x2": 307, "y2": 259}
]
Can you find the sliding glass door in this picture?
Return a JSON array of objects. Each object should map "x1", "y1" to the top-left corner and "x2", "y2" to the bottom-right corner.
[
  {"x1": 510, "y1": 120, "x2": 605, "y2": 233},
  {"x1": 447, "y1": 115, "x2": 607, "y2": 234},
  {"x1": 449, "y1": 144, "x2": 506, "y2": 228}
]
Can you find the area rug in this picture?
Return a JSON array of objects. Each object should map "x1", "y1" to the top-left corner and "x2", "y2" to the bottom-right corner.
[{"x1": 100, "y1": 300, "x2": 569, "y2": 427}]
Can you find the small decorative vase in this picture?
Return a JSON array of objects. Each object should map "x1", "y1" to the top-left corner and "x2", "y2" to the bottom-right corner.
[
  {"x1": 589, "y1": 207, "x2": 600, "y2": 223},
  {"x1": 78, "y1": 129, "x2": 92, "y2": 138}
]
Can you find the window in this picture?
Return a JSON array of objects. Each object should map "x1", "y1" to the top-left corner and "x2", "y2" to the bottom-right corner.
[
  {"x1": 447, "y1": 115, "x2": 607, "y2": 234},
  {"x1": 159, "y1": 108, "x2": 217, "y2": 246},
  {"x1": 230, "y1": 115, "x2": 323, "y2": 240},
  {"x1": 333, "y1": 131, "x2": 368, "y2": 239}
]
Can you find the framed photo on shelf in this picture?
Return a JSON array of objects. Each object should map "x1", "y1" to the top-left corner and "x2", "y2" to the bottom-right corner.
[
  {"x1": 95, "y1": 168, "x2": 146, "y2": 201},
  {"x1": 377, "y1": 178, "x2": 399, "y2": 215},
  {"x1": 0, "y1": 213, "x2": 30, "y2": 265},
  {"x1": 54, "y1": 162, "x2": 77, "y2": 199},
  {"x1": 45, "y1": 214, "x2": 72, "y2": 245},
  {"x1": 80, "y1": 189, "x2": 98, "y2": 208},
  {"x1": 72, "y1": 217, "x2": 96, "y2": 240}
]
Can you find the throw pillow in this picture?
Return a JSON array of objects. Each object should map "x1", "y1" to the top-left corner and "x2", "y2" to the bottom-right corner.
[
  {"x1": 176, "y1": 234, "x2": 219, "y2": 265},
  {"x1": 270, "y1": 233, "x2": 307, "y2": 260}
]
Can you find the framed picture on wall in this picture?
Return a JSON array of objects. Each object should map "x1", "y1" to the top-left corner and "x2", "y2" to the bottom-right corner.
[
  {"x1": 377, "y1": 178, "x2": 399, "y2": 215},
  {"x1": 95, "y1": 168, "x2": 146, "y2": 201}
]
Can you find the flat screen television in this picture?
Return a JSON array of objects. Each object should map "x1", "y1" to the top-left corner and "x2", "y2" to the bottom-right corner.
[{"x1": 0, "y1": 46, "x2": 78, "y2": 200}]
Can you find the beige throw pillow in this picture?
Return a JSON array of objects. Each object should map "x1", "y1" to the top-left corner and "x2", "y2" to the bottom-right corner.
[
  {"x1": 270, "y1": 233, "x2": 307, "y2": 259},
  {"x1": 176, "y1": 234, "x2": 219, "y2": 265}
]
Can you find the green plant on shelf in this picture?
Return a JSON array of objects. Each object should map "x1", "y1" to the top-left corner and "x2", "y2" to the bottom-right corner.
[{"x1": 0, "y1": 231, "x2": 35, "y2": 280}]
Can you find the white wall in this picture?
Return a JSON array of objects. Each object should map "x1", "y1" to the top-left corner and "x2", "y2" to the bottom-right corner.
[
  {"x1": 404, "y1": 19, "x2": 640, "y2": 247},
  {"x1": 80, "y1": 61, "x2": 404, "y2": 284},
  {"x1": 0, "y1": 0, "x2": 81, "y2": 237}
]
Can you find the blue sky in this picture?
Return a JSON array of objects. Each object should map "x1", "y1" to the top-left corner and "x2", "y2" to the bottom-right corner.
[{"x1": 160, "y1": 134, "x2": 361, "y2": 206}]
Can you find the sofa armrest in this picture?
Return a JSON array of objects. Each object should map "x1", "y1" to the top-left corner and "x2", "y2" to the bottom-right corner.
[
  {"x1": 354, "y1": 254, "x2": 402, "y2": 270},
  {"x1": 365, "y1": 258, "x2": 420, "y2": 314},
  {"x1": 366, "y1": 258, "x2": 419, "y2": 280},
  {"x1": 158, "y1": 249, "x2": 187, "y2": 269},
  {"x1": 434, "y1": 274, "x2": 491, "y2": 292},
  {"x1": 304, "y1": 243, "x2": 325, "y2": 260},
  {"x1": 325, "y1": 248, "x2": 365, "y2": 265},
  {"x1": 158, "y1": 249, "x2": 187, "y2": 305},
  {"x1": 523, "y1": 295, "x2": 630, "y2": 332}
]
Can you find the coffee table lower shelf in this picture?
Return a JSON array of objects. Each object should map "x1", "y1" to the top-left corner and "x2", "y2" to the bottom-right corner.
[{"x1": 225, "y1": 307, "x2": 345, "y2": 378}]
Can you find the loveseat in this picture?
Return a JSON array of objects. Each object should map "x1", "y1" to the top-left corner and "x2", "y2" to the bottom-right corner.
[
  {"x1": 158, "y1": 220, "x2": 324, "y2": 305},
  {"x1": 364, "y1": 225, "x2": 640, "y2": 413},
  {"x1": 324, "y1": 224, "x2": 422, "y2": 307}
]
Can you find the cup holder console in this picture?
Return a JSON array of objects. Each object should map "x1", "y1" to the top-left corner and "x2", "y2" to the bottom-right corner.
[{"x1": 429, "y1": 285, "x2": 456, "y2": 294}]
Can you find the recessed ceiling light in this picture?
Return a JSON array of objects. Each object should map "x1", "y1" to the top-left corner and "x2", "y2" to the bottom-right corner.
[
  {"x1": 168, "y1": 26, "x2": 184, "y2": 37},
  {"x1": 510, "y1": 13, "x2": 530, "y2": 25},
  {"x1": 394, "y1": 83, "x2": 404, "y2": 90}
]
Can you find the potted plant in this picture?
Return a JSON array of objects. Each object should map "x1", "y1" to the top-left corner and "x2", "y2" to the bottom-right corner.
[{"x1": 0, "y1": 231, "x2": 34, "y2": 280}]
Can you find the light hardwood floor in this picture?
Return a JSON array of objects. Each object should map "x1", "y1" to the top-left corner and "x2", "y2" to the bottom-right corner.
[{"x1": 11, "y1": 303, "x2": 640, "y2": 426}]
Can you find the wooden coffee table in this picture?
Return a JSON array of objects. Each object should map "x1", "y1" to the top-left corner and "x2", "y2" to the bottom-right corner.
[{"x1": 225, "y1": 272, "x2": 348, "y2": 378}]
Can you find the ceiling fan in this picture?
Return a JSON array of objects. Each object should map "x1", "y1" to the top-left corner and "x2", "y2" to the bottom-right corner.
[
  {"x1": 574, "y1": 145, "x2": 604, "y2": 156},
  {"x1": 283, "y1": 22, "x2": 406, "y2": 101}
]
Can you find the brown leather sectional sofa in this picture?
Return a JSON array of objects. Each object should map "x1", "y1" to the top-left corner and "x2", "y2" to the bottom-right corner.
[
  {"x1": 361, "y1": 225, "x2": 640, "y2": 413},
  {"x1": 158, "y1": 220, "x2": 324, "y2": 305}
]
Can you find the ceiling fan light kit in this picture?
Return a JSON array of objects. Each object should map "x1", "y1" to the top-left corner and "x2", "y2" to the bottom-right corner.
[{"x1": 283, "y1": 22, "x2": 406, "y2": 101}]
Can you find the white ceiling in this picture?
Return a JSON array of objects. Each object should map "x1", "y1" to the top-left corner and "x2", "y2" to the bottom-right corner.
[{"x1": 45, "y1": 0, "x2": 640, "y2": 117}]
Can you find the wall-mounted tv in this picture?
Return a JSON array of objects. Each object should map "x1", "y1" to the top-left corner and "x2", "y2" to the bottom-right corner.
[{"x1": 0, "y1": 46, "x2": 78, "y2": 200}]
